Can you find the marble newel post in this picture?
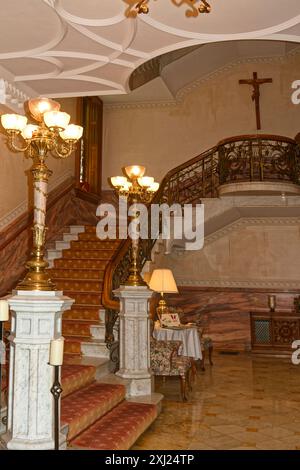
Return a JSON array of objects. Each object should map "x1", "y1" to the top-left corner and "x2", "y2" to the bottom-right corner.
[
  {"x1": 2, "y1": 290, "x2": 73, "y2": 450},
  {"x1": 114, "y1": 286, "x2": 153, "y2": 397}
]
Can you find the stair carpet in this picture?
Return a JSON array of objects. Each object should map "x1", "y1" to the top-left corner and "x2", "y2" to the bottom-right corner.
[
  {"x1": 48, "y1": 225, "x2": 120, "y2": 359},
  {"x1": 61, "y1": 364, "x2": 158, "y2": 450}
]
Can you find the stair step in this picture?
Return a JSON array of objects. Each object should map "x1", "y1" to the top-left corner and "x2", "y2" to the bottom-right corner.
[
  {"x1": 64, "y1": 357, "x2": 111, "y2": 380},
  {"x1": 63, "y1": 233, "x2": 79, "y2": 242},
  {"x1": 81, "y1": 338, "x2": 110, "y2": 358},
  {"x1": 90, "y1": 324, "x2": 106, "y2": 340},
  {"x1": 54, "y1": 258, "x2": 109, "y2": 269},
  {"x1": 63, "y1": 292, "x2": 102, "y2": 306},
  {"x1": 53, "y1": 279, "x2": 103, "y2": 292},
  {"x1": 61, "y1": 250, "x2": 114, "y2": 260},
  {"x1": 55, "y1": 241, "x2": 71, "y2": 251},
  {"x1": 70, "y1": 240, "x2": 120, "y2": 250},
  {"x1": 78, "y1": 233, "x2": 121, "y2": 242},
  {"x1": 69, "y1": 226, "x2": 86, "y2": 235},
  {"x1": 61, "y1": 382, "x2": 125, "y2": 441},
  {"x1": 51, "y1": 268, "x2": 105, "y2": 280},
  {"x1": 83, "y1": 226, "x2": 97, "y2": 233},
  {"x1": 63, "y1": 307, "x2": 101, "y2": 321},
  {"x1": 61, "y1": 364, "x2": 96, "y2": 398},
  {"x1": 63, "y1": 320, "x2": 99, "y2": 337},
  {"x1": 71, "y1": 401, "x2": 158, "y2": 450}
]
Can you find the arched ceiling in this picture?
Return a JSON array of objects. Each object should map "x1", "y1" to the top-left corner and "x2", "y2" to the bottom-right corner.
[{"x1": 0, "y1": 0, "x2": 300, "y2": 108}]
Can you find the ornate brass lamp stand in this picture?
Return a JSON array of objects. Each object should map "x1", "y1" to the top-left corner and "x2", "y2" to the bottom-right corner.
[
  {"x1": 1, "y1": 98, "x2": 83, "y2": 291},
  {"x1": 111, "y1": 166, "x2": 159, "y2": 286}
]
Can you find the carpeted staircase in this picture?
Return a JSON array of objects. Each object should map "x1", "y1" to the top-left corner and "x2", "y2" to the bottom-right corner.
[
  {"x1": 48, "y1": 225, "x2": 119, "y2": 360},
  {"x1": 47, "y1": 225, "x2": 159, "y2": 450},
  {"x1": 61, "y1": 364, "x2": 158, "y2": 450}
]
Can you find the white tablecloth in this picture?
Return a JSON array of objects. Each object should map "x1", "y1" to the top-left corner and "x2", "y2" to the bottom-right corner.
[{"x1": 153, "y1": 326, "x2": 202, "y2": 360}]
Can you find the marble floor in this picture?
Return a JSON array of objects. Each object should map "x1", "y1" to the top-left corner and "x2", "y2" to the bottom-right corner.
[{"x1": 133, "y1": 353, "x2": 300, "y2": 450}]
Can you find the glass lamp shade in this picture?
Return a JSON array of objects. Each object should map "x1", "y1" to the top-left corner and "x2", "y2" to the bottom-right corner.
[
  {"x1": 27, "y1": 97, "x2": 60, "y2": 122},
  {"x1": 149, "y1": 269, "x2": 178, "y2": 294},
  {"x1": 148, "y1": 182, "x2": 160, "y2": 193},
  {"x1": 111, "y1": 176, "x2": 128, "y2": 188},
  {"x1": 138, "y1": 176, "x2": 154, "y2": 188},
  {"x1": 60, "y1": 124, "x2": 83, "y2": 141},
  {"x1": 44, "y1": 111, "x2": 70, "y2": 130},
  {"x1": 21, "y1": 124, "x2": 39, "y2": 140},
  {"x1": 124, "y1": 165, "x2": 146, "y2": 179},
  {"x1": 1, "y1": 114, "x2": 27, "y2": 131}
]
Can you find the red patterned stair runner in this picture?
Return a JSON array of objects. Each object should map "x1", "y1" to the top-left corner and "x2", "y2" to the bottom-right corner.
[
  {"x1": 61, "y1": 365, "x2": 157, "y2": 450},
  {"x1": 50, "y1": 225, "x2": 121, "y2": 357}
]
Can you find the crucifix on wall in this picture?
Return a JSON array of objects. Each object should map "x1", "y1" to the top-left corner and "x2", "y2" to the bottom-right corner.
[{"x1": 239, "y1": 72, "x2": 273, "y2": 130}]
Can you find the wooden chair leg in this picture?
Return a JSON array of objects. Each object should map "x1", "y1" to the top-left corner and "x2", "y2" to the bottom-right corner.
[
  {"x1": 209, "y1": 345, "x2": 213, "y2": 366},
  {"x1": 187, "y1": 368, "x2": 193, "y2": 391},
  {"x1": 191, "y1": 359, "x2": 197, "y2": 381},
  {"x1": 201, "y1": 349, "x2": 206, "y2": 371},
  {"x1": 180, "y1": 375, "x2": 188, "y2": 401}
]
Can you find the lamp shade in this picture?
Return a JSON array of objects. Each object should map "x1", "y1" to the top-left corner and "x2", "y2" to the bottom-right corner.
[
  {"x1": 60, "y1": 124, "x2": 83, "y2": 141},
  {"x1": 44, "y1": 111, "x2": 70, "y2": 130},
  {"x1": 27, "y1": 97, "x2": 60, "y2": 122},
  {"x1": 0, "y1": 299, "x2": 9, "y2": 322},
  {"x1": 1, "y1": 114, "x2": 27, "y2": 131},
  {"x1": 21, "y1": 124, "x2": 39, "y2": 140},
  {"x1": 149, "y1": 269, "x2": 178, "y2": 294},
  {"x1": 138, "y1": 176, "x2": 154, "y2": 188},
  {"x1": 111, "y1": 176, "x2": 128, "y2": 188},
  {"x1": 124, "y1": 165, "x2": 146, "y2": 179},
  {"x1": 143, "y1": 271, "x2": 152, "y2": 286}
]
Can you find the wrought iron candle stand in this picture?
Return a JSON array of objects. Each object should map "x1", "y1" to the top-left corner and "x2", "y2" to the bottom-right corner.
[
  {"x1": 50, "y1": 366, "x2": 63, "y2": 451},
  {"x1": 49, "y1": 338, "x2": 64, "y2": 451}
]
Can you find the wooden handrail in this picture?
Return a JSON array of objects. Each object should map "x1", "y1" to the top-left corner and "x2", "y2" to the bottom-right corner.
[{"x1": 102, "y1": 134, "x2": 299, "y2": 318}]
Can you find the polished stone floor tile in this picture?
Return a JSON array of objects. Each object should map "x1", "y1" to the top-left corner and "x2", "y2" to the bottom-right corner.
[{"x1": 133, "y1": 354, "x2": 300, "y2": 450}]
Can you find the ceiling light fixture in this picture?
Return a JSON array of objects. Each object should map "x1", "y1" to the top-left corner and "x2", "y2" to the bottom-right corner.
[{"x1": 124, "y1": 0, "x2": 212, "y2": 18}]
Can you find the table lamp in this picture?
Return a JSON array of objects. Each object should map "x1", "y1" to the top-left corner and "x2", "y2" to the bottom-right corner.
[{"x1": 149, "y1": 269, "x2": 178, "y2": 319}]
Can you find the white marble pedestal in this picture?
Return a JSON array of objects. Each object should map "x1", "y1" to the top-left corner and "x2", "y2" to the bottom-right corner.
[
  {"x1": 1, "y1": 290, "x2": 73, "y2": 450},
  {"x1": 114, "y1": 286, "x2": 153, "y2": 397}
]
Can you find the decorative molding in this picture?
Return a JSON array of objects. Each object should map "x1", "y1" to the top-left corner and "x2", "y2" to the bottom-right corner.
[
  {"x1": 0, "y1": 200, "x2": 28, "y2": 231},
  {"x1": 104, "y1": 47, "x2": 300, "y2": 111},
  {"x1": 177, "y1": 278, "x2": 300, "y2": 289},
  {"x1": 0, "y1": 78, "x2": 31, "y2": 112},
  {"x1": 203, "y1": 216, "x2": 300, "y2": 247}
]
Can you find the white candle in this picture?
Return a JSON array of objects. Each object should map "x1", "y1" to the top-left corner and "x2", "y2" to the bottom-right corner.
[
  {"x1": 49, "y1": 338, "x2": 64, "y2": 366},
  {"x1": 0, "y1": 300, "x2": 9, "y2": 322}
]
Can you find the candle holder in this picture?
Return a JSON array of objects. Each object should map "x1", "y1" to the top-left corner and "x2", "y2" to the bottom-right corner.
[
  {"x1": 268, "y1": 295, "x2": 276, "y2": 313},
  {"x1": 50, "y1": 365, "x2": 63, "y2": 451},
  {"x1": 49, "y1": 337, "x2": 64, "y2": 451}
]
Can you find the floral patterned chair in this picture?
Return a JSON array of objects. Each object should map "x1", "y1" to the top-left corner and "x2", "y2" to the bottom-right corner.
[{"x1": 150, "y1": 336, "x2": 192, "y2": 401}]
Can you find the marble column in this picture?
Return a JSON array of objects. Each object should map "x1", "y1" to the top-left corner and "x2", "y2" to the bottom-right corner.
[
  {"x1": 2, "y1": 290, "x2": 73, "y2": 450},
  {"x1": 114, "y1": 286, "x2": 153, "y2": 397}
]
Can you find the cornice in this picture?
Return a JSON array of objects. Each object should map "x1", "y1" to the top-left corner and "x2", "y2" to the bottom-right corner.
[
  {"x1": 0, "y1": 78, "x2": 31, "y2": 113},
  {"x1": 104, "y1": 48, "x2": 300, "y2": 112}
]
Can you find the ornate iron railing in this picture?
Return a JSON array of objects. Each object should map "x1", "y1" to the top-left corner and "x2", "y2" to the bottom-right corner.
[
  {"x1": 102, "y1": 134, "x2": 300, "y2": 342},
  {"x1": 218, "y1": 134, "x2": 299, "y2": 186}
]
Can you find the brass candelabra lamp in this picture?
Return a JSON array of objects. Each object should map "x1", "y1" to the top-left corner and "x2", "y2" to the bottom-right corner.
[
  {"x1": 1, "y1": 97, "x2": 83, "y2": 291},
  {"x1": 111, "y1": 165, "x2": 159, "y2": 286},
  {"x1": 124, "y1": 0, "x2": 212, "y2": 18}
]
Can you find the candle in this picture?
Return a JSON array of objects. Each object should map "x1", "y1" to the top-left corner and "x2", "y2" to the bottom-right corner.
[
  {"x1": 49, "y1": 338, "x2": 64, "y2": 366},
  {"x1": 268, "y1": 295, "x2": 276, "y2": 312},
  {"x1": 0, "y1": 300, "x2": 9, "y2": 322}
]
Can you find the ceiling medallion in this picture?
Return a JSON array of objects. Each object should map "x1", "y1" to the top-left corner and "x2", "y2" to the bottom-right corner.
[{"x1": 124, "y1": 0, "x2": 212, "y2": 18}]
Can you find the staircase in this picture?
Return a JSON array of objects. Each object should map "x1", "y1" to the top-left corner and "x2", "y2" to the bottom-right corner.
[
  {"x1": 47, "y1": 225, "x2": 120, "y2": 363},
  {"x1": 46, "y1": 225, "x2": 158, "y2": 449},
  {"x1": 61, "y1": 364, "x2": 158, "y2": 450}
]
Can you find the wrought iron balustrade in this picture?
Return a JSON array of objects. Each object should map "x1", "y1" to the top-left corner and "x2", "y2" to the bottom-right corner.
[
  {"x1": 102, "y1": 134, "x2": 300, "y2": 344},
  {"x1": 218, "y1": 134, "x2": 299, "y2": 186}
]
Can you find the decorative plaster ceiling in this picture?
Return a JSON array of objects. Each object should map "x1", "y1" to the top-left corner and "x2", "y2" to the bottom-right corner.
[{"x1": 0, "y1": 0, "x2": 300, "y2": 107}]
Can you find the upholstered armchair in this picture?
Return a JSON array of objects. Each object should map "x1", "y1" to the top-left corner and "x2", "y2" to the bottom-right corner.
[{"x1": 150, "y1": 337, "x2": 192, "y2": 401}]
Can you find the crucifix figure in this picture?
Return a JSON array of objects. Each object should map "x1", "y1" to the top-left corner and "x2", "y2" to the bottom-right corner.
[{"x1": 239, "y1": 72, "x2": 273, "y2": 130}]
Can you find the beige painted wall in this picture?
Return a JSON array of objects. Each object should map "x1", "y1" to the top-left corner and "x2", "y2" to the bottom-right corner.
[
  {"x1": 153, "y1": 223, "x2": 300, "y2": 286},
  {"x1": 0, "y1": 97, "x2": 78, "y2": 225},
  {"x1": 103, "y1": 54, "x2": 300, "y2": 188}
]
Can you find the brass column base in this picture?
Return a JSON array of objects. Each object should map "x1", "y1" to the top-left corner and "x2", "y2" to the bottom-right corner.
[{"x1": 16, "y1": 250, "x2": 56, "y2": 291}]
